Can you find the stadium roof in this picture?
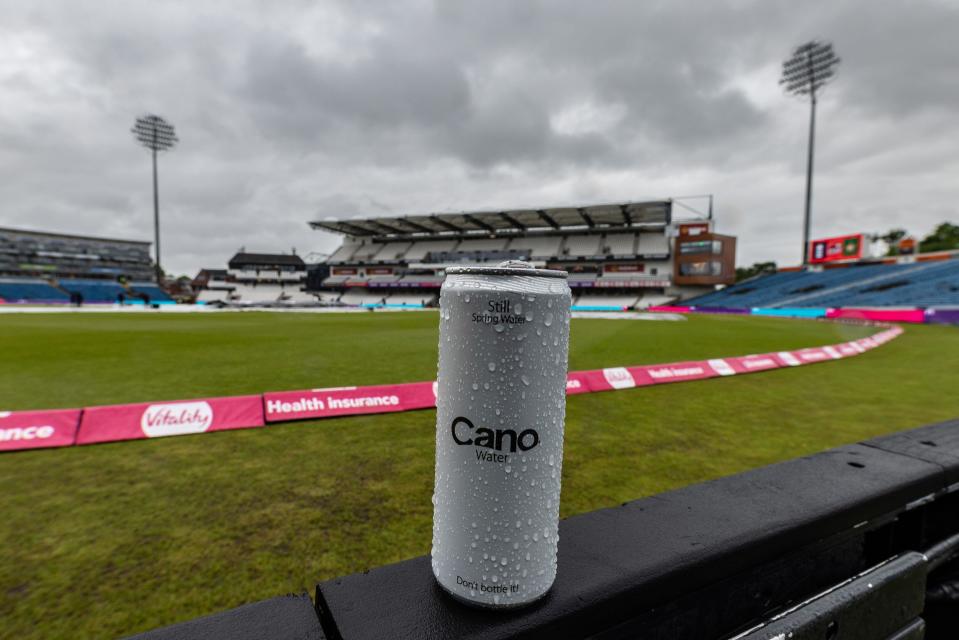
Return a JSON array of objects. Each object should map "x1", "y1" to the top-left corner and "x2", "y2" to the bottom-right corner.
[
  {"x1": 0, "y1": 226, "x2": 151, "y2": 246},
  {"x1": 228, "y1": 252, "x2": 305, "y2": 268},
  {"x1": 308, "y1": 200, "x2": 672, "y2": 238}
]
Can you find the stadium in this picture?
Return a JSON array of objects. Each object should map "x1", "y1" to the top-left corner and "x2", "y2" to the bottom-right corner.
[
  {"x1": 2, "y1": 196, "x2": 959, "y2": 639},
  {"x1": 3, "y1": 6, "x2": 959, "y2": 639}
]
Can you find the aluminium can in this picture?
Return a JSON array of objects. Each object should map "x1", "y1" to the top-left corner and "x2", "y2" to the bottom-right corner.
[{"x1": 431, "y1": 260, "x2": 571, "y2": 608}]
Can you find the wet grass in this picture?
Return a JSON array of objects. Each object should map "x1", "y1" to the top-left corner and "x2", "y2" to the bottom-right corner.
[{"x1": 0, "y1": 311, "x2": 956, "y2": 638}]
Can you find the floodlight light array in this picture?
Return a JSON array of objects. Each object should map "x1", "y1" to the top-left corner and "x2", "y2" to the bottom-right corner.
[
  {"x1": 132, "y1": 115, "x2": 179, "y2": 152},
  {"x1": 780, "y1": 41, "x2": 840, "y2": 97}
]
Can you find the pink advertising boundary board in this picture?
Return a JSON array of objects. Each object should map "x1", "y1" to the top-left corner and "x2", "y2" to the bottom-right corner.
[
  {"x1": 263, "y1": 382, "x2": 437, "y2": 423},
  {"x1": 2, "y1": 325, "x2": 903, "y2": 451},
  {"x1": 0, "y1": 408, "x2": 81, "y2": 451},
  {"x1": 76, "y1": 394, "x2": 265, "y2": 445}
]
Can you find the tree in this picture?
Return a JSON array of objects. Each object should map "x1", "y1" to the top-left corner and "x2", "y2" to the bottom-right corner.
[
  {"x1": 919, "y1": 223, "x2": 959, "y2": 253},
  {"x1": 736, "y1": 261, "x2": 778, "y2": 282}
]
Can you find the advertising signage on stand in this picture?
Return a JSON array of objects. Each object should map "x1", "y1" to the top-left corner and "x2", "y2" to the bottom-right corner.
[
  {"x1": 808, "y1": 234, "x2": 864, "y2": 264},
  {"x1": 678, "y1": 222, "x2": 710, "y2": 236}
]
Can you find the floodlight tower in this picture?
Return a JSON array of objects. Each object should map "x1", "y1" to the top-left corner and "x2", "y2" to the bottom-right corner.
[
  {"x1": 132, "y1": 115, "x2": 178, "y2": 282},
  {"x1": 780, "y1": 41, "x2": 840, "y2": 265}
]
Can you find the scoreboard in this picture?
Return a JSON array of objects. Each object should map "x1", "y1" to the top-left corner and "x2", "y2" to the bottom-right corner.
[{"x1": 808, "y1": 233, "x2": 864, "y2": 264}]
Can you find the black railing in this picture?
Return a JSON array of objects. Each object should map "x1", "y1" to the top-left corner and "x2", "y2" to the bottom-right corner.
[{"x1": 129, "y1": 417, "x2": 959, "y2": 639}]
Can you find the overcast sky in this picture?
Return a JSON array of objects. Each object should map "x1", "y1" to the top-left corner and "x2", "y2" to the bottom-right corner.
[{"x1": 1, "y1": 0, "x2": 956, "y2": 275}]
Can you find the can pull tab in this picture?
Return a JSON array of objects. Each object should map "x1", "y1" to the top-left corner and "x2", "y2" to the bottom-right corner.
[{"x1": 498, "y1": 260, "x2": 535, "y2": 269}]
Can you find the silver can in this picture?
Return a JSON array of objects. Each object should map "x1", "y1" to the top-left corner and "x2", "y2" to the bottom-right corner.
[{"x1": 431, "y1": 260, "x2": 571, "y2": 608}]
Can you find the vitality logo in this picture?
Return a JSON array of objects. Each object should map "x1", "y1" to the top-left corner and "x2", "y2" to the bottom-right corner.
[{"x1": 141, "y1": 401, "x2": 214, "y2": 438}]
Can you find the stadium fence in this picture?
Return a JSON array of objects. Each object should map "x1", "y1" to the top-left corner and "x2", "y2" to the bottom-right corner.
[{"x1": 1, "y1": 325, "x2": 902, "y2": 452}]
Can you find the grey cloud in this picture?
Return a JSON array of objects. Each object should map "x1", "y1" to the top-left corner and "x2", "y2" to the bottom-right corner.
[
  {"x1": 825, "y1": 1, "x2": 959, "y2": 118},
  {"x1": 0, "y1": 0, "x2": 956, "y2": 274},
  {"x1": 241, "y1": 37, "x2": 471, "y2": 141}
]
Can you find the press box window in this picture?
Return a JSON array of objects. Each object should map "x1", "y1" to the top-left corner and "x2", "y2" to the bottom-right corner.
[
  {"x1": 679, "y1": 240, "x2": 723, "y2": 255},
  {"x1": 680, "y1": 261, "x2": 724, "y2": 276}
]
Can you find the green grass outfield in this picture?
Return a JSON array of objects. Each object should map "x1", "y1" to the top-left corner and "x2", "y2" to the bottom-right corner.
[{"x1": 1, "y1": 311, "x2": 957, "y2": 638}]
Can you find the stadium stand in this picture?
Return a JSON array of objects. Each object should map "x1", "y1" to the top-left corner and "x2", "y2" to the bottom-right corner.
[
  {"x1": 326, "y1": 244, "x2": 356, "y2": 263},
  {"x1": 192, "y1": 269, "x2": 233, "y2": 303},
  {"x1": 195, "y1": 289, "x2": 229, "y2": 303},
  {"x1": 371, "y1": 242, "x2": 412, "y2": 262},
  {"x1": 403, "y1": 240, "x2": 459, "y2": 261},
  {"x1": 574, "y1": 293, "x2": 640, "y2": 309},
  {"x1": 59, "y1": 279, "x2": 127, "y2": 303},
  {"x1": 0, "y1": 278, "x2": 70, "y2": 303},
  {"x1": 340, "y1": 289, "x2": 385, "y2": 306},
  {"x1": 637, "y1": 232, "x2": 671, "y2": 256},
  {"x1": 228, "y1": 283, "x2": 286, "y2": 303},
  {"x1": 686, "y1": 257, "x2": 959, "y2": 309},
  {"x1": 604, "y1": 232, "x2": 636, "y2": 256},
  {"x1": 279, "y1": 288, "x2": 322, "y2": 303},
  {"x1": 509, "y1": 234, "x2": 563, "y2": 258},
  {"x1": 0, "y1": 226, "x2": 154, "y2": 281},
  {"x1": 129, "y1": 282, "x2": 174, "y2": 303},
  {"x1": 310, "y1": 200, "x2": 736, "y2": 309},
  {"x1": 0, "y1": 226, "x2": 172, "y2": 305},
  {"x1": 193, "y1": 252, "x2": 322, "y2": 306},
  {"x1": 637, "y1": 292, "x2": 676, "y2": 308},
  {"x1": 564, "y1": 234, "x2": 602, "y2": 257},
  {"x1": 349, "y1": 242, "x2": 380, "y2": 261},
  {"x1": 454, "y1": 237, "x2": 508, "y2": 252}
]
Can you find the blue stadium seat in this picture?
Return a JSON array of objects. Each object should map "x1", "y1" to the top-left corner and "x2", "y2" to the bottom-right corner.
[
  {"x1": 129, "y1": 283, "x2": 174, "y2": 302},
  {"x1": 59, "y1": 279, "x2": 127, "y2": 302},
  {"x1": 685, "y1": 260, "x2": 959, "y2": 309},
  {"x1": 0, "y1": 279, "x2": 70, "y2": 303}
]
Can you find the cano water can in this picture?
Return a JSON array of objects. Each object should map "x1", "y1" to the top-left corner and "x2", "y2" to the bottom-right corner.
[{"x1": 431, "y1": 260, "x2": 572, "y2": 608}]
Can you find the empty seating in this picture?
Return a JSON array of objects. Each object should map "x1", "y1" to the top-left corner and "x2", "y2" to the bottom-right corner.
[
  {"x1": 327, "y1": 244, "x2": 357, "y2": 263},
  {"x1": 424, "y1": 249, "x2": 526, "y2": 264},
  {"x1": 685, "y1": 260, "x2": 959, "y2": 308},
  {"x1": 637, "y1": 234, "x2": 670, "y2": 256},
  {"x1": 811, "y1": 260, "x2": 959, "y2": 307},
  {"x1": 403, "y1": 240, "x2": 458, "y2": 261},
  {"x1": 322, "y1": 275, "x2": 351, "y2": 286},
  {"x1": 509, "y1": 235, "x2": 562, "y2": 258},
  {"x1": 455, "y1": 237, "x2": 508, "y2": 252},
  {"x1": 228, "y1": 284, "x2": 286, "y2": 303},
  {"x1": 604, "y1": 233, "x2": 636, "y2": 256},
  {"x1": 129, "y1": 283, "x2": 174, "y2": 302},
  {"x1": 229, "y1": 269, "x2": 260, "y2": 280},
  {"x1": 564, "y1": 235, "x2": 601, "y2": 257},
  {"x1": 277, "y1": 289, "x2": 320, "y2": 303},
  {"x1": 314, "y1": 291, "x2": 343, "y2": 303},
  {"x1": 0, "y1": 278, "x2": 70, "y2": 303},
  {"x1": 59, "y1": 279, "x2": 126, "y2": 302},
  {"x1": 371, "y1": 242, "x2": 412, "y2": 261},
  {"x1": 348, "y1": 243, "x2": 380, "y2": 261}
]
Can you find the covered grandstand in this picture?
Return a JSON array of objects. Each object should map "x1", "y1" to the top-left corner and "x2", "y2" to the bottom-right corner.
[
  {"x1": 0, "y1": 227, "x2": 173, "y2": 304},
  {"x1": 193, "y1": 252, "x2": 319, "y2": 305},
  {"x1": 309, "y1": 200, "x2": 736, "y2": 310}
]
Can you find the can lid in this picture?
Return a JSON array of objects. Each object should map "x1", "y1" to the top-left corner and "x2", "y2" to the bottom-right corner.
[{"x1": 444, "y1": 260, "x2": 568, "y2": 279}]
